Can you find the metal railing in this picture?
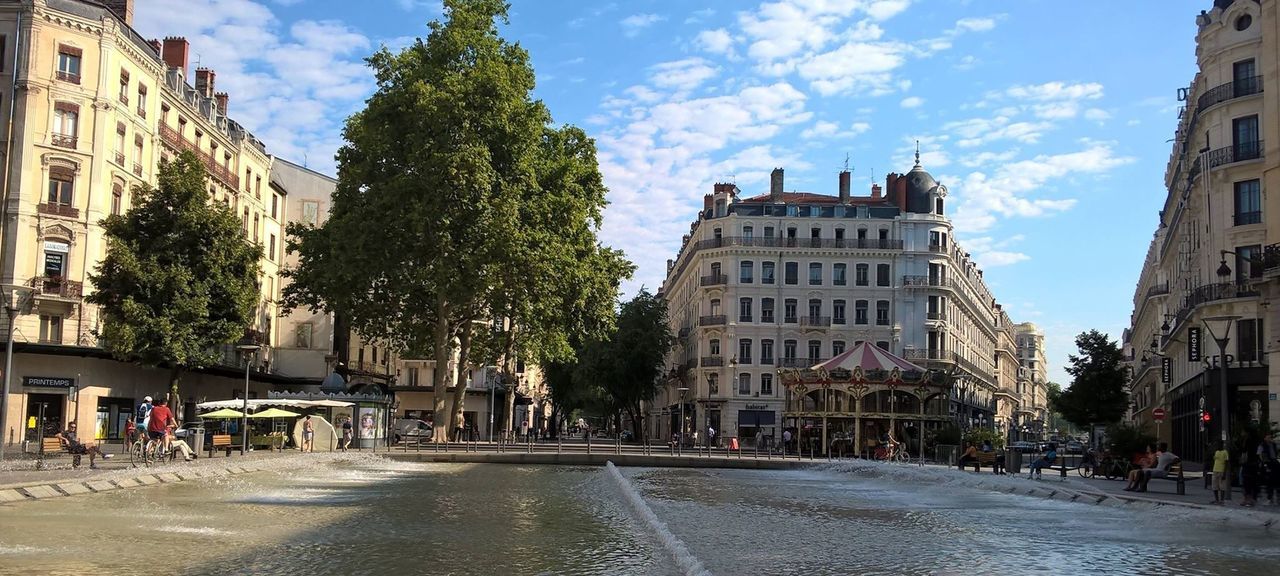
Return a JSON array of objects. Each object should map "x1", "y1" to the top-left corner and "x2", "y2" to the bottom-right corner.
[
  {"x1": 800, "y1": 315, "x2": 831, "y2": 327},
  {"x1": 1145, "y1": 284, "x2": 1169, "y2": 299},
  {"x1": 1197, "y1": 75, "x2": 1263, "y2": 112},
  {"x1": 1234, "y1": 211, "x2": 1262, "y2": 226},
  {"x1": 700, "y1": 273, "x2": 728, "y2": 286},
  {"x1": 56, "y1": 71, "x2": 80, "y2": 84},
  {"x1": 698, "y1": 314, "x2": 727, "y2": 326},
  {"x1": 927, "y1": 311, "x2": 946, "y2": 321},
  {"x1": 51, "y1": 134, "x2": 76, "y2": 149},
  {"x1": 37, "y1": 203, "x2": 79, "y2": 218},
  {"x1": 114, "y1": 151, "x2": 126, "y2": 165},
  {"x1": 692, "y1": 236, "x2": 904, "y2": 251},
  {"x1": 1206, "y1": 140, "x2": 1263, "y2": 169},
  {"x1": 158, "y1": 124, "x2": 240, "y2": 189},
  {"x1": 701, "y1": 356, "x2": 725, "y2": 367},
  {"x1": 31, "y1": 276, "x2": 83, "y2": 298}
]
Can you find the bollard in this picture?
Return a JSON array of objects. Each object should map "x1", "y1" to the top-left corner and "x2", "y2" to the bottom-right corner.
[
  {"x1": 557, "y1": 435, "x2": 562, "y2": 454},
  {"x1": 587, "y1": 433, "x2": 591, "y2": 455}
]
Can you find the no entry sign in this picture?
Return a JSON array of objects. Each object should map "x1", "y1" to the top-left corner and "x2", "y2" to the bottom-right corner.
[{"x1": 1152, "y1": 408, "x2": 1166, "y2": 421}]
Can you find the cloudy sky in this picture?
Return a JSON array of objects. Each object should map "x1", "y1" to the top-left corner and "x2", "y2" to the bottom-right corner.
[{"x1": 134, "y1": 0, "x2": 1205, "y2": 384}]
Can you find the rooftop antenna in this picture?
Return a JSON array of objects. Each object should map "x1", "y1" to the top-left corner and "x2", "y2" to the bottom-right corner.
[
  {"x1": 843, "y1": 153, "x2": 850, "y2": 172},
  {"x1": 303, "y1": 152, "x2": 309, "y2": 168},
  {"x1": 914, "y1": 140, "x2": 921, "y2": 167}
]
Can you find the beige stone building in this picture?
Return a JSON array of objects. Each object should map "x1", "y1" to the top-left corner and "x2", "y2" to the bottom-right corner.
[
  {"x1": 1125, "y1": 0, "x2": 1275, "y2": 462},
  {"x1": 0, "y1": 0, "x2": 287, "y2": 445}
]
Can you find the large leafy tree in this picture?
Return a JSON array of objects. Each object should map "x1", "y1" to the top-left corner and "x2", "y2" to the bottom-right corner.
[
  {"x1": 1051, "y1": 330, "x2": 1130, "y2": 440},
  {"x1": 283, "y1": 0, "x2": 628, "y2": 440},
  {"x1": 88, "y1": 151, "x2": 261, "y2": 411},
  {"x1": 574, "y1": 290, "x2": 674, "y2": 440}
]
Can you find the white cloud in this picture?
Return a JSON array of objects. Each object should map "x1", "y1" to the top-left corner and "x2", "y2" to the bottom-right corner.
[
  {"x1": 396, "y1": 0, "x2": 440, "y2": 12},
  {"x1": 963, "y1": 236, "x2": 1030, "y2": 268},
  {"x1": 1007, "y1": 81, "x2": 1104, "y2": 102},
  {"x1": 953, "y1": 54, "x2": 978, "y2": 71},
  {"x1": 648, "y1": 58, "x2": 719, "y2": 92},
  {"x1": 620, "y1": 13, "x2": 665, "y2": 36},
  {"x1": 695, "y1": 28, "x2": 737, "y2": 58},
  {"x1": 685, "y1": 8, "x2": 715, "y2": 24},
  {"x1": 900, "y1": 96, "x2": 924, "y2": 108},
  {"x1": 801, "y1": 120, "x2": 870, "y2": 140},
  {"x1": 950, "y1": 16, "x2": 997, "y2": 34},
  {"x1": 1084, "y1": 108, "x2": 1111, "y2": 122}
]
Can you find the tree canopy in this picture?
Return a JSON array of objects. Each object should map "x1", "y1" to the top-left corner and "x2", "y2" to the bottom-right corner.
[
  {"x1": 1051, "y1": 330, "x2": 1130, "y2": 429},
  {"x1": 88, "y1": 150, "x2": 261, "y2": 405}
]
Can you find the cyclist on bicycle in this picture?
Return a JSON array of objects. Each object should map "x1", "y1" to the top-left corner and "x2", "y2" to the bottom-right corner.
[
  {"x1": 147, "y1": 397, "x2": 175, "y2": 455},
  {"x1": 134, "y1": 396, "x2": 153, "y2": 440}
]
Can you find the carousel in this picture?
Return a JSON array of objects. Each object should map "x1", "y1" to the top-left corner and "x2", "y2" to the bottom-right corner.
[{"x1": 781, "y1": 342, "x2": 953, "y2": 457}]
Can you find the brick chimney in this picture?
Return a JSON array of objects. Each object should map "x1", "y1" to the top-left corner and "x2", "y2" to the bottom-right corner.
[
  {"x1": 703, "y1": 193, "x2": 713, "y2": 212},
  {"x1": 713, "y1": 182, "x2": 736, "y2": 195},
  {"x1": 770, "y1": 168, "x2": 784, "y2": 202},
  {"x1": 871, "y1": 183, "x2": 882, "y2": 199},
  {"x1": 214, "y1": 92, "x2": 228, "y2": 115},
  {"x1": 148, "y1": 39, "x2": 162, "y2": 55},
  {"x1": 103, "y1": 0, "x2": 133, "y2": 26},
  {"x1": 161, "y1": 37, "x2": 189, "y2": 74},
  {"x1": 838, "y1": 170, "x2": 851, "y2": 204},
  {"x1": 195, "y1": 68, "x2": 216, "y2": 98}
]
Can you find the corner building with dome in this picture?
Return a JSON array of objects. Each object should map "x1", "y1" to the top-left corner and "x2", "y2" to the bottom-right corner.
[{"x1": 654, "y1": 157, "x2": 1050, "y2": 455}]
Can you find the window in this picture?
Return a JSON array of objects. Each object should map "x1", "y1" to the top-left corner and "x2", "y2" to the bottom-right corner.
[
  {"x1": 936, "y1": 198, "x2": 944, "y2": 215},
  {"x1": 1234, "y1": 115, "x2": 1260, "y2": 158},
  {"x1": 783, "y1": 340, "x2": 797, "y2": 361},
  {"x1": 807, "y1": 340, "x2": 821, "y2": 360},
  {"x1": 833, "y1": 300, "x2": 846, "y2": 324},
  {"x1": 876, "y1": 341, "x2": 890, "y2": 351},
  {"x1": 271, "y1": 194, "x2": 279, "y2": 219},
  {"x1": 761, "y1": 298, "x2": 775, "y2": 323},
  {"x1": 740, "y1": 261, "x2": 754, "y2": 283},
  {"x1": 246, "y1": 169, "x2": 253, "y2": 193},
  {"x1": 761, "y1": 339, "x2": 774, "y2": 365},
  {"x1": 115, "y1": 122, "x2": 127, "y2": 164},
  {"x1": 56, "y1": 45, "x2": 82, "y2": 83},
  {"x1": 763, "y1": 226, "x2": 774, "y2": 238},
  {"x1": 807, "y1": 299, "x2": 821, "y2": 318},
  {"x1": 739, "y1": 297, "x2": 752, "y2": 322},
  {"x1": 762, "y1": 261, "x2": 775, "y2": 284},
  {"x1": 760, "y1": 373, "x2": 773, "y2": 396},
  {"x1": 39, "y1": 315, "x2": 63, "y2": 344},
  {"x1": 118, "y1": 70, "x2": 129, "y2": 105},
  {"x1": 709, "y1": 338, "x2": 721, "y2": 356},
  {"x1": 810, "y1": 227, "x2": 820, "y2": 239},
  {"x1": 0, "y1": 35, "x2": 6, "y2": 73},
  {"x1": 808, "y1": 262, "x2": 822, "y2": 285},
  {"x1": 784, "y1": 299, "x2": 797, "y2": 323},
  {"x1": 833, "y1": 263, "x2": 847, "y2": 285},
  {"x1": 877, "y1": 264, "x2": 891, "y2": 286},
  {"x1": 1236, "y1": 244, "x2": 1262, "y2": 281},
  {"x1": 784, "y1": 262, "x2": 798, "y2": 285},
  {"x1": 738, "y1": 339, "x2": 752, "y2": 364},
  {"x1": 133, "y1": 135, "x2": 144, "y2": 174},
  {"x1": 242, "y1": 207, "x2": 249, "y2": 234},
  {"x1": 1237, "y1": 318, "x2": 1264, "y2": 362},
  {"x1": 743, "y1": 225, "x2": 753, "y2": 239},
  {"x1": 295, "y1": 323, "x2": 313, "y2": 348},
  {"x1": 855, "y1": 300, "x2": 868, "y2": 324},
  {"x1": 111, "y1": 183, "x2": 122, "y2": 215},
  {"x1": 1234, "y1": 180, "x2": 1262, "y2": 225},
  {"x1": 738, "y1": 373, "x2": 751, "y2": 395},
  {"x1": 255, "y1": 176, "x2": 262, "y2": 198},
  {"x1": 857, "y1": 228, "x2": 867, "y2": 240},
  {"x1": 835, "y1": 228, "x2": 845, "y2": 240},
  {"x1": 878, "y1": 228, "x2": 889, "y2": 240},
  {"x1": 47, "y1": 167, "x2": 74, "y2": 206},
  {"x1": 253, "y1": 212, "x2": 260, "y2": 242},
  {"x1": 832, "y1": 341, "x2": 845, "y2": 356},
  {"x1": 876, "y1": 300, "x2": 890, "y2": 325},
  {"x1": 52, "y1": 103, "x2": 78, "y2": 147},
  {"x1": 407, "y1": 367, "x2": 420, "y2": 386},
  {"x1": 269, "y1": 234, "x2": 277, "y2": 261},
  {"x1": 855, "y1": 264, "x2": 869, "y2": 286},
  {"x1": 301, "y1": 201, "x2": 319, "y2": 226},
  {"x1": 44, "y1": 247, "x2": 66, "y2": 277},
  {"x1": 709, "y1": 298, "x2": 721, "y2": 316},
  {"x1": 137, "y1": 84, "x2": 148, "y2": 117},
  {"x1": 1236, "y1": 13, "x2": 1252, "y2": 31},
  {"x1": 787, "y1": 227, "x2": 797, "y2": 239}
]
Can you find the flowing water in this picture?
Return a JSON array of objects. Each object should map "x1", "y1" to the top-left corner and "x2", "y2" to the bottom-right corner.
[{"x1": 0, "y1": 456, "x2": 1276, "y2": 575}]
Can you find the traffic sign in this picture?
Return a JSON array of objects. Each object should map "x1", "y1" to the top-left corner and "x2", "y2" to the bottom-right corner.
[{"x1": 1152, "y1": 408, "x2": 1166, "y2": 421}]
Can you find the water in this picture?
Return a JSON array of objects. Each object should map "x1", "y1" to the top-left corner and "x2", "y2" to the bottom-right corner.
[{"x1": 0, "y1": 457, "x2": 1276, "y2": 575}]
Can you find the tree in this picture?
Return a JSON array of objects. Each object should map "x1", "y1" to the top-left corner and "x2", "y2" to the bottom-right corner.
[
  {"x1": 1051, "y1": 330, "x2": 1130, "y2": 442},
  {"x1": 282, "y1": 0, "x2": 629, "y2": 440},
  {"x1": 88, "y1": 151, "x2": 261, "y2": 411},
  {"x1": 575, "y1": 290, "x2": 674, "y2": 440}
]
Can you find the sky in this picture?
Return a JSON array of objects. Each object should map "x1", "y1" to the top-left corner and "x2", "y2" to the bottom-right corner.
[{"x1": 133, "y1": 0, "x2": 1209, "y2": 386}]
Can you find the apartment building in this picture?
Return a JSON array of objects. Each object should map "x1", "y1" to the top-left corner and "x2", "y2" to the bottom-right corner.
[
  {"x1": 656, "y1": 158, "x2": 1042, "y2": 445},
  {"x1": 0, "y1": 0, "x2": 287, "y2": 443}
]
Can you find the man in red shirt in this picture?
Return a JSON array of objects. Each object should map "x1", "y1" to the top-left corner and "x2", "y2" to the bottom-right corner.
[{"x1": 148, "y1": 397, "x2": 176, "y2": 453}]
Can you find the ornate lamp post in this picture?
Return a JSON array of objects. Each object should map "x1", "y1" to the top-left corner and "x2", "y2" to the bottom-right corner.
[
  {"x1": 235, "y1": 343, "x2": 260, "y2": 455},
  {"x1": 1203, "y1": 315, "x2": 1241, "y2": 448},
  {"x1": 677, "y1": 386, "x2": 689, "y2": 456}
]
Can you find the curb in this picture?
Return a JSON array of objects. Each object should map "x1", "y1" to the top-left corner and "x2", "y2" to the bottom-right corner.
[{"x1": 0, "y1": 462, "x2": 270, "y2": 504}]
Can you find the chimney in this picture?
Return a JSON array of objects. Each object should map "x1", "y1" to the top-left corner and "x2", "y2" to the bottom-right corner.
[
  {"x1": 103, "y1": 0, "x2": 134, "y2": 26},
  {"x1": 161, "y1": 37, "x2": 189, "y2": 75},
  {"x1": 713, "y1": 182, "x2": 736, "y2": 195},
  {"x1": 195, "y1": 68, "x2": 216, "y2": 98},
  {"x1": 148, "y1": 39, "x2": 162, "y2": 55},
  {"x1": 703, "y1": 193, "x2": 713, "y2": 212},
  {"x1": 871, "y1": 183, "x2": 882, "y2": 199},
  {"x1": 838, "y1": 170, "x2": 851, "y2": 204},
  {"x1": 215, "y1": 92, "x2": 229, "y2": 115},
  {"x1": 769, "y1": 168, "x2": 784, "y2": 202}
]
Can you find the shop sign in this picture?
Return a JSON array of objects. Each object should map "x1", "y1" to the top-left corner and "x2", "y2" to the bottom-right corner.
[
  {"x1": 23, "y1": 376, "x2": 75, "y2": 388},
  {"x1": 43, "y1": 241, "x2": 70, "y2": 253},
  {"x1": 745, "y1": 403, "x2": 769, "y2": 410},
  {"x1": 1160, "y1": 357, "x2": 1170, "y2": 383},
  {"x1": 1187, "y1": 328, "x2": 1200, "y2": 362}
]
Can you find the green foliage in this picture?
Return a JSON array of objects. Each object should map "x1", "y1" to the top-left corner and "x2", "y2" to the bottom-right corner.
[
  {"x1": 931, "y1": 425, "x2": 962, "y2": 447},
  {"x1": 1105, "y1": 422, "x2": 1156, "y2": 457},
  {"x1": 573, "y1": 290, "x2": 674, "y2": 438},
  {"x1": 88, "y1": 151, "x2": 261, "y2": 394},
  {"x1": 1052, "y1": 330, "x2": 1130, "y2": 428},
  {"x1": 963, "y1": 428, "x2": 1005, "y2": 449}
]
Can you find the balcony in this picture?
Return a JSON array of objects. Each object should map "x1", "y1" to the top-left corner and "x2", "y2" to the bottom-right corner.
[
  {"x1": 739, "y1": 315, "x2": 753, "y2": 323},
  {"x1": 1234, "y1": 211, "x2": 1262, "y2": 226},
  {"x1": 119, "y1": 94, "x2": 129, "y2": 106},
  {"x1": 760, "y1": 358, "x2": 775, "y2": 366},
  {"x1": 778, "y1": 358, "x2": 806, "y2": 368},
  {"x1": 1264, "y1": 243, "x2": 1280, "y2": 274},
  {"x1": 833, "y1": 316, "x2": 846, "y2": 325},
  {"x1": 37, "y1": 203, "x2": 79, "y2": 218},
  {"x1": 761, "y1": 313, "x2": 775, "y2": 323},
  {"x1": 1197, "y1": 75, "x2": 1263, "y2": 112},
  {"x1": 699, "y1": 314, "x2": 727, "y2": 326},
  {"x1": 700, "y1": 273, "x2": 728, "y2": 286},
  {"x1": 927, "y1": 311, "x2": 946, "y2": 321},
  {"x1": 114, "y1": 151, "x2": 126, "y2": 166},
  {"x1": 677, "y1": 327, "x2": 690, "y2": 339},
  {"x1": 133, "y1": 162, "x2": 144, "y2": 177},
  {"x1": 31, "y1": 276, "x2": 83, "y2": 299},
  {"x1": 137, "y1": 106, "x2": 147, "y2": 119},
  {"x1": 783, "y1": 315, "x2": 798, "y2": 324},
  {"x1": 903, "y1": 349, "x2": 954, "y2": 363},
  {"x1": 56, "y1": 71, "x2": 80, "y2": 84},
  {"x1": 1145, "y1": 284, "x2": 1169, "y2": 299},
  {"x1": 927, "y1": 244, "x2": 946, "y2": 253},
  {"x1": 701, "y1": 356, "x2": 725, "y2": 367},
  {"x1": 158, "y1": 124, "x2": 240, "y2": 190},
  {"x1": 1207, "y1": 140, "x2": 1263, "y2": 169},
  {"x1": 903, "y1": 275, "x2": 948, "y2": 288},
  {"x1": 51, "y1": 134, "x2": 76, "y2": 149},
  {"x1": 800, "y1": 315, "x2": 831, "y2": 327}
]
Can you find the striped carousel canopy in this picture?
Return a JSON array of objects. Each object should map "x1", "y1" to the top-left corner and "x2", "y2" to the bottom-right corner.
[{"x1": 809, "y1": 342, "x2": 926, "y2": 373}]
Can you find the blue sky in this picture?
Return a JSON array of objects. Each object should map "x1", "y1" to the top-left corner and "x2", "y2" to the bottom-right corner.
[{"x1": 134, "y1": 0, "x2": 1207, "y2": 385}]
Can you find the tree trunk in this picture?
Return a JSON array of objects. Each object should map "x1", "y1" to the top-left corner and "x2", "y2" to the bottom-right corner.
[
  {"x1": 627, "y1": 403, "x2": 643, "y2": 442},
  {"x1": 431, "y1": 299, "x2": 451, "y2": 442},
  {"x1": 448, "y1": 320, "x2": 473, "y2": 442},
  {"x1": 168, "y1": 366, "x2": 183, "y2": 422},
  {"x1": 500, "y1": 324, "x2": 518, "y2": 439}
]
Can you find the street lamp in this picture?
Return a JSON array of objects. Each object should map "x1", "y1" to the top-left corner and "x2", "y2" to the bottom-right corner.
[
  {"x1": 677, "y1": 386, "x2": 689, "y2": 456},
  {"x1": 0, "y1": 286, "x2": 30, "y2": 461},
  {"x1": 236, "y1": 343, "x2": 260, "y2": 455},
  {"x1": 1202, "y1": 315, "x2": 1241, "y2": 448}
]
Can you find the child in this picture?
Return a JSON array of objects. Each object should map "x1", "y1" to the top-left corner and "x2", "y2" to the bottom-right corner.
[{"x1": 1211, "y1": 441, "x2": 1230, "y2": 505}]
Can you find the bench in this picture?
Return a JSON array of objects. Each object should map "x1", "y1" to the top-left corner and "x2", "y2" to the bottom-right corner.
[
  {"x1": 1146, "y1": 461, "x2": 1198, "y2": 495},
  {"x1": 209, "y1": 434, "x2": 241, "y2": 457},
  {"x1": 960, "y1": 451, "x2": 1003, "y2": 473},
  {"x1": 41, "y1": 437, "x2": 82, "y2": 467}
]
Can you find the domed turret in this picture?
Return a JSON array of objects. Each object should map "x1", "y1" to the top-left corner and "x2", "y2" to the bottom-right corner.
[{"x1": 905, "y1": 147, "x2": 938, "y2": 214}]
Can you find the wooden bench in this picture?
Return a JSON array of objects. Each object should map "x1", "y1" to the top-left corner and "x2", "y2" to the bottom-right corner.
[
  {"x1": 960, "y1": 451, "x2": 1003, "y2": 472},
  {"x1": 41, "y1": 437, "x2": 82, "y2": 467},
  {"x1": 209, "y1": 434, "x2": 241, "y2": 457},
  {"x1": 1146, "y1": 461, "x2": 1197, "y2": 495}
]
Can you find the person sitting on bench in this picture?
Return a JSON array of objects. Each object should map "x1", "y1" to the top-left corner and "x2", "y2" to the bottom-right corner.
[
  {"x1": 957, "y1": 443, "x2": 978, "y2": 470},
  {"x1": 1123, "y1": 444, "x2": 1157, "y2": 490},
  {"x1": 980, "y1": 440, "x2": 1006, "y2": 475},
  {"x1": 56, "y1": 421, "x2": 112, "y2": 469},
  {"x1": 1130, "y1": 442, "x2": 1179, "y2": 493},
  {"x1": 1027, "y1": 443, "x2": 1057, "y2": 479}
]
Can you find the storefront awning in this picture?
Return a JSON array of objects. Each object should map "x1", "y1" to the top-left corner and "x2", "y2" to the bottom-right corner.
[{"x1": 738, "y1": 409, "x2": 776, "y2": 427}]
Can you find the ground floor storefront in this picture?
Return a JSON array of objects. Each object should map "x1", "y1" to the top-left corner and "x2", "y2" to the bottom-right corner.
[{"x1": 1169, "y1": 366, "x2": 1269, "y2": 463}]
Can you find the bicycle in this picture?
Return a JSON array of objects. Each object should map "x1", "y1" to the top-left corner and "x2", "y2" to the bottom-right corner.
[
  {"x1": 129, "y1": 431, "x2": 167, "y2": 467},
  {"x1": 1079, "y1": 450, "x2": 1100, "y2": 478}
]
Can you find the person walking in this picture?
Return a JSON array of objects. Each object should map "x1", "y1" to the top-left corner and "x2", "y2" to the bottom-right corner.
[
  {"x1": 1256, "y1": 433, "x2": 1278, "y2": 506},
  {"x1": 340, "y1": 417, "x2": 353, "y2": 452},
  {"x1": 782, "y1": 429, "x2": 793, "y2": 455},
  {"x1": 754, "y1": 429, "x2": 764, "y2": 451},
  {"x1": 302, "y1": 415, "x2": 315, "y2": 453},
  {"x1": 1211, "y1": 441, "x2": 1230, "y2": 505},
  {"x1": 707, "y1": 426, "x2": 717, "y2": 448},
  {"x1": 1241, "y1": 447, "x2": 1263, "y2": 507}
]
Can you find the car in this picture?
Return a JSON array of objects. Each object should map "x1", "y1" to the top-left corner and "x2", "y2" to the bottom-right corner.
[
  {"x1": 1009, "y1": 441, "x2": 1038, "y2": 453},
  {"x1": 173, "y1": 421, "x2": 204, "y2": 440},
  {"x1": 392, "y1": 418, "x2": 432, "y2": 444},
  {"x1": 1064, "y1": 441, "x2": 1084, "y2": 453}
]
